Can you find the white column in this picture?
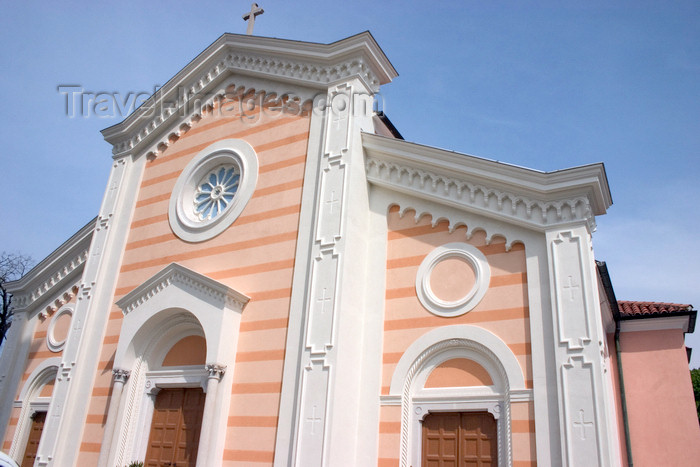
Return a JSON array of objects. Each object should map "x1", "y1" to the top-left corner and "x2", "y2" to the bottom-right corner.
[
  {"x1": 196, "y1": 364, "x2": 225, "y2": 467},
  {"x1": 97, "y1": 369, "x2": 130, "y2": 467}
]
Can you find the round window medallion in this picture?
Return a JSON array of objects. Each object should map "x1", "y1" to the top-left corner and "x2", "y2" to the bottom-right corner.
[
  {"x1": 416, "y1": 243, "x2": 490, "y2": 317},
  {"x1": 169, "y1": 139, "x2": 258, "y2": 242},
  {"x1": 47, "y1": 306, "x2": 73, "y2": 352}
]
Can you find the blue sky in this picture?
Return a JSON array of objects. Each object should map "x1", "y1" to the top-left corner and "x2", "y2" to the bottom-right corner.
[{"x1": 1, "y1": 1, "x2": 699, "y2": 366}]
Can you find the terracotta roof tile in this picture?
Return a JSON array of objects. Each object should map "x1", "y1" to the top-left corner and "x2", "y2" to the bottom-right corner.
[{"x1": 617, "y1": 300, "x2": 693, "y2": 317}]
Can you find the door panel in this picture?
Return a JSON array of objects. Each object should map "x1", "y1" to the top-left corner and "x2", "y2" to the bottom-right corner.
[
  {"x1": 21, "y1": 411, "x2": 46, "y2": 467},
  {"x1": 144, "y1": 388, "x2": 205, "y2": 467},
  {"x1": 422, "y1": 411, "x2": 497, "y2": 467}
]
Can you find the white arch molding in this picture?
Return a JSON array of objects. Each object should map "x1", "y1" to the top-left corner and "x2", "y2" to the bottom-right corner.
[
  {"x1": 99, "y1": 263, "x2": 249, "y2": 467},
  {"x1": 9, "y1": 357, "x2": 60, "y2": 462},
  {"x1": 389, "y1": 325, "x2": 529, "y2": 467}
]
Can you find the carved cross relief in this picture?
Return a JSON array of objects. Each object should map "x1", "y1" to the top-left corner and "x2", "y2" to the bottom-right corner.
[
  {"x1": 316, "y1": 287, "x2": 332, "y2": 314},
  {"x1": 563, "y1": 275, "x2": 580, "y2": 301},
  {"x1": 306, "y1": 404, "x2": 323, "y2": 435},
  {"x1": 325, "y1": 190, "x2": 340, "y2": 214},
  {"x1": 573, "y1": 409, "x2": 594, "y2": 440}
]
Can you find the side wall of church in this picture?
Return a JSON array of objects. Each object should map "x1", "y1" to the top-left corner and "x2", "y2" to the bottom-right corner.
[
  {"x1": 618, "y1": 328, "x2": 700, "y2": 466},
  {"x1": 377, "y1": 206, "x2": 536, "y2": 466},
  {"x1": 74, "y1": 101, "x2": 312, "y2": 466}
]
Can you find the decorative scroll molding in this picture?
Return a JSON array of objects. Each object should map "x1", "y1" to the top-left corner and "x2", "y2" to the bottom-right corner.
[
  {"x1": 367, "y1": 156, "x2": 596, "y2": 231},
  {"x1": 116, "y1": 263, "x2": 249, "y2": 316}
]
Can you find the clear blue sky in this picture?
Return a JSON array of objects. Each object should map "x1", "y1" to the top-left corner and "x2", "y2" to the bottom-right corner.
[{"x1": 1, "y1": 1, "x2": 699, "y2": 366}]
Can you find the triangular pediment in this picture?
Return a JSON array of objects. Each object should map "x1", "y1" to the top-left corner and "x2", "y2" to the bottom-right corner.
[
  {"x1": 115, "y1": 263, "x2": 249, "y2": 316},
  {"x1": 102, "y1": 32, "x2": 397, "y2": 160},
  {"x1": 363, "y1": 133, "x2": 612, "y2": 232}
]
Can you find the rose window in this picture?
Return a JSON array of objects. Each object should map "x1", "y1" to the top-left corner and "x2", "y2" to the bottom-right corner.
[
  {"x1": 194, "y1": 166, "x2": 240, "y2": 220},
  {"x1": 169, "y1": 139, "x2": 258, "y2": 243}
]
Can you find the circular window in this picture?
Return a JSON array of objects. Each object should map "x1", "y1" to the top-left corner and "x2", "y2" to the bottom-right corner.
[
  {"x1": 169, "y1": 139, "x2": 258, "y2": 242},
  {"x1": 415, "y1": 243, "x2": 490, "y2": 317},
  {"x1": 47, "y1": 306, "x2": 73, "y2": 352},
  {"x1": 194, "y1": 165, "x2": 240, "y2": 221}
]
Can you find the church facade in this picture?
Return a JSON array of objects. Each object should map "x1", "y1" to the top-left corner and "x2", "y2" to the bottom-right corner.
[{"x1": 1, "y1": 32, "x2": 698, "y2": 467}]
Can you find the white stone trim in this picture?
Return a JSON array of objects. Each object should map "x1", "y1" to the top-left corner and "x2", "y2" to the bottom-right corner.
[
  {"x1": 415, "y1": 243, "x2": 490, "y2": 317},
  {"x1": 389, "y1": 326, "x2": 526, "y2": 395},
  {"x1": 168, "y1": 139, "x2": 258, "y2": 243},
  {"x1": 46, "y1": 306, "x2": 73, "y2": 353}
]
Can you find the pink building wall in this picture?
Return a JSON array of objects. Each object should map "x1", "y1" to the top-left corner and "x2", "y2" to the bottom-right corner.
[{"x1": 619, "y1": 328, "x2": 700, "y2": 467}]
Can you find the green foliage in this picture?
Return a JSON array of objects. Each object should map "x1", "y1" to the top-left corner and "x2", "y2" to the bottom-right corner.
[
  {"x1": 691, "y1": 368, "x2": 700, "y2": 422},
  {"x1": 125, "y1": 463, "x2": 143, "y2": 467}
]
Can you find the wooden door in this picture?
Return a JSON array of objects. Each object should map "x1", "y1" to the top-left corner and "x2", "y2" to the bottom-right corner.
[
  {"x1": 422, "y1": 412, "x2": 497, "y2": 467},
  {"x1": 144, "y1": 388, "x2": 205, "y2": 467},
  {"x1": 21, "y1": 411, "x2": 46, "y2": 467}
]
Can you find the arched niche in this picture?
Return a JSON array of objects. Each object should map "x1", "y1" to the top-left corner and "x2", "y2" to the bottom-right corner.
[
  {"x1": 105, "y1": 263, "x2": 249, "y2": 466},
  {"x1": 389, "y1": 325, "x2": 527, "y2": 467}
]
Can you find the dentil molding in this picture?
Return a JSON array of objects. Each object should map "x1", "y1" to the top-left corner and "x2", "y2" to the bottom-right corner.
[{"x1": 116, "y1": 263, "x2": 249, "y2": 315}]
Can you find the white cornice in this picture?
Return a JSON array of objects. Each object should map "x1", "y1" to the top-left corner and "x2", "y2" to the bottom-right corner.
[
  {"x1": 102, "y1": 32, "x2": 397, "y2": 159},
  {"x1": 363, "y1": 133, "x2": 612, "y2": 232},
  {"x1": 115, "y1": 263, "x2": 250, "y2": 316},
  {"x1": 7, "y1": 218, "x2": 95, "y2": 312}
]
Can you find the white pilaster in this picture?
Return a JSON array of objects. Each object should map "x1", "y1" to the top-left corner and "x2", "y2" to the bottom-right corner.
[
  {"x1": 275, "y1": 80, "x2": 381, "y2": 467},
  {"x1": 37, "y1": 153, "x2": 145, "y2": 467},
  {"x1": 545, "y1": 224, "x2": 618, "y2": 467}
]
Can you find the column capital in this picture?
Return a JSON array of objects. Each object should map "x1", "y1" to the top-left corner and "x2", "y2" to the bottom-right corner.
[
  {"x1": 205, "y1": 364, "x2": 226, "y2": 380},
  {"x1": 112, "y1": 368, "x2": 131, "y2": 384}
]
